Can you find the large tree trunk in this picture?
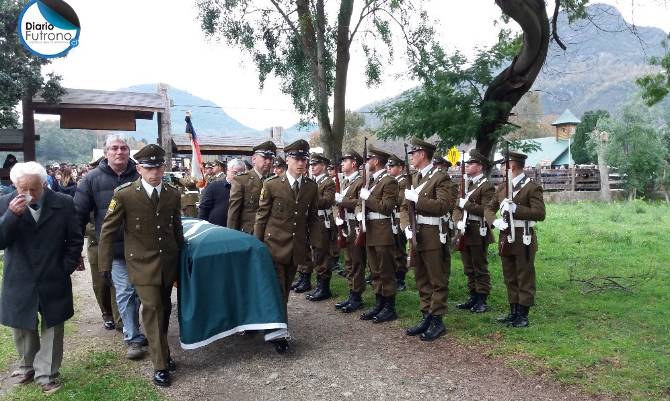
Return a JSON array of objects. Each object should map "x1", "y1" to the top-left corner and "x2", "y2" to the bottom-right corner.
[
  {"x1": 329, "y1": 0, "x2": 354, "y2": 162},
  {"x1": 477, "y1": 0, "x2": 550, "y2": 159}
]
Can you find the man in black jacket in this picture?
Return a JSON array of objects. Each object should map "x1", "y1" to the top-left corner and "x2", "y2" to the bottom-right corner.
[
  {"x1": 73, "y1": 134, "x2": 146, "y2": 360},
  {"x1": 198, "y1": 158, "x2": 246, "y2": 226}
]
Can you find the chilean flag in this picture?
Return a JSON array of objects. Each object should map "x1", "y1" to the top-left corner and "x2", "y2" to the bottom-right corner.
[{"x1": 185, "y1": 112, "x2": 206, "y2": 187}]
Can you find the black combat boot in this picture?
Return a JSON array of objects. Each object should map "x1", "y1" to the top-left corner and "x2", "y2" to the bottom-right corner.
[
  {"x1": 365, "y1": 274, "x2": 373, "y2": 285},
  {"x1": 396, "y1": 271, "x2": 407, "y2": 291},
  {"x1": 496, "y1": 303, "x2": 518, "y2": 324},
  {"x1": 293, "y1": 273, "x2": 312, "y2": 293},
  {"x1": 289, "y1": 274, "x2": 302, "y2": 291},
  {"x1": 360, "y1": 294, "x2": 384, "y2": 320},
  {"x1": 340, "y1": 292, "x2": 363, "y2": 313},
  {"x1": 335, "y1": 292, "x2": 353, "y2": 310},
  {"x1": 306, "y1": 278, "x2": 332, "y2": 302},
  {"x1": 406, "y1": 312, "x2": 432, "y2": 336},
  {"x1": 456, "y1": 291, "x2": 477, "y2": 310},
  {"x1": 470, "y1": 293, "x2": 489, "y2": 313},
  {"x1": 372, "y1": 296, "x2": 397, "y2": 323},
  {"x1": 420, "y1": 315, "x2": 447, "y2": 341},
  {"x1": 511, "y1": 304, "x2": 530, "y2": 328}
]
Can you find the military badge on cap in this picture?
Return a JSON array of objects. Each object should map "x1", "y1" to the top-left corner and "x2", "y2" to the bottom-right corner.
[
  {"x1": 253, "y1": 141, "x2": 278, "y2": 158},
  {"x1": 407, "y1": 138, "x2": 437, "y2": 154},
  {"x1": 284, "y1": 139, "x2": 310, "y2": 159},
  {"x1": 134, "y1": 144, "x2": 166, "y2": 168}
]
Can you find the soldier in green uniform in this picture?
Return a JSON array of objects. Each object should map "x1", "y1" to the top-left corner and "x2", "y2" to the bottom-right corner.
[
  {"x1": 99, "y1": 144, "x2": 184, "y2": 386},
  {"x1": 358, "y1": 145, "x2": 399, "y2": 323},
  {"x1": 401, "y1": 138, "x2": 456, "y2": 341},
  {"x1": 327, "y1": 163, "x2": 343, "y2": 274},
  {"x1": 211, "y1": 159, "x2": 226, "y2": 181},
  {"x1": 387, "y1": 154, "x2": 408, "y2": 291},
  {"x1": 227, "y1": 141, "x2": 277, "y2": 234},
  {"x1": 485, "y1": 151, "x2": 545, "y2": 328},
  {"x1": 178, "y1": 174, "x2": 200, "y2": 218},
  {"x1": 254, "y1": 139, "x2": 324, "y2": 353},
  {"x1": 303, "y1": 154, "x2": 336, "y2": 302},
  {"x1": 452, "y1": 149, "x2": 496, "y2": 313},
  {"x1": 334, "y1": 151, "x2": 366, "y2": 313},
  {"x1": 203, "y1": 162, "x2": 214, "y2": 184},
  {"x1": 272, "y1": 156, "x2": 287, "y2": 177}
]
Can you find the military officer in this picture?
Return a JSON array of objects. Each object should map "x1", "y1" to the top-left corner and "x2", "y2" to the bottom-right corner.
[
  {"x1": 302, "y1": 154, "x2": 336, "y2": 302},
  {"x1": 178, "y1": 174, "x2": 200, "y2": 217},
  {"x1": 401, "y1": 138, "x2": 456, "y2": 341},
  {"x1": 357, "y1": 145, "x2": 399, "y2": 323},
  {"x1": 333, "y1": 151, "x2": 365, "y2": 313},
  {"x1": 432, "y1": 156, "x2": 452, "y2": 171},
  {"x1": 227, "y1": 141, "x2": 277, "y2": 233},
  {"x1": 98, "y1": 144, "x2": 184, "y2": 386},
  {"x1": 485, "y1": 151, "x2": 545, "y2": 328},
  {"x1": 203, "y1": 162, "x2": 214, "y2": 183},
  {"x1": 452, "y1": 149, "x2": 496, "y2": 313},
  {"x1": 210, "y1": 159, "x2": 226, "y2": 181},
  {"x1": 254, "y1": 139, "x2": 323, "y2": 353},
  {"x1": 327, "y1": 163, "x2": 344, "y2": 275},
  {"x1": 386, "y1": 154, "x2": 409, "y2": 291},
  {"x1": 272, "y1": 156, "x2": 287, "y2": 177}
]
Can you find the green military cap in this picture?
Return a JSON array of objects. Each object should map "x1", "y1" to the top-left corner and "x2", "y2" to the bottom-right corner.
[
  {"x1": 134, "y1": 144, "x2": 166, "y2": 167},
  {"x1": 367, "y1": 144, "x2": 391, "y2": 164},
  {"x1": 284, "y1": 139, "x2": 310, "y2": 159},
  {"x1": 309, "y1": 153, "x2": 330, "y2": 166},
  {"x1": 212, "y1": 159, "x2": 226, "y2": 168},
  {"x1": 273, "y1": 156, "x2": 287, "y2": 168},
  {"x1": 465, "y1": 149, "x2": 491, "y2": 167},
  {"x1": 432, "y1": 155, "x2": 452, "y2": 168},
  {"x1": 387, "y1": 154, "x2": 405, "y2": 167},
  {"x1": 407, "y1": 138, "x2": 437, "y2": 154},
  {"x1": 494, "y1": 150, "x2": 528, "y2": 164},
  {"x1": 253, "y1": 140, "x2": 278, "y2": 158},
  {"x1": 203, "y1": 161, "x2": 214, "y2": 169},
  {"x1": 341, "y1": 150, "x2": 364, "y2": 165},
  {"x1": 327, "y1": 162, "x2": 335, "y2": 170}
]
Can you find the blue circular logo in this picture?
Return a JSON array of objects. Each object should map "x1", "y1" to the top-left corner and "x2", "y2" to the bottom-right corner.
[{"x1": 17, "y1": 0, "x2": 81, "y2": 59}]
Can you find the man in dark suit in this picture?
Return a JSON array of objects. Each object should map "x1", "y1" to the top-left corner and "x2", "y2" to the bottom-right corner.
[
  {"x1": 0, "y1": 162, "x2": 84, "y2": 394},
  {"x1": 198, "y1": 158, "x2": 246, "y2": 226}
]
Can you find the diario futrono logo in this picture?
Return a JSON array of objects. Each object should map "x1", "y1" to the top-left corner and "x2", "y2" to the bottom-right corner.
[{"x1": 18, "y1": 0, "x2": 80, "y2": 58}]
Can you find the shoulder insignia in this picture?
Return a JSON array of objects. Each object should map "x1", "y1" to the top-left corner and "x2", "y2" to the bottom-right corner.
[
  {"x1": 165, "y1": 182, "x2": 179, "y2": 191},
  {"x1": 114, "y1": 182, "x2": 133, "y2": 193},
  {"x1": 236, "y1": 171, "x2": 248, "y2": 177},
  {"x1": 107, "y1": 198, "x2": 117, "y2": 213},
  {"x1": 266, "y1": 175, "x2": 278, "y2": 182}
]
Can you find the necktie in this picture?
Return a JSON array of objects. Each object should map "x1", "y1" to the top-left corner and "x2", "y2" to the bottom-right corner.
[
  {"x1": 29, "y1": 203, "x2": 40, "y2": 211},
  {"x1": 151, "y1": 188, "x2": 159, "y2": 209},
  {"x1": 292, "y1": 180, "x2": 299, "y2": 198},
  {"x1": 343, "y1": 179, "x2": 349, "y2": 188}
]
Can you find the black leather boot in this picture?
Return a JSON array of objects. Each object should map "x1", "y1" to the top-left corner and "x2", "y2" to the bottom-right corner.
[
  {"x1": 456, "y1": 292, "x2": 477, "y2": 310},
  {"x1": 396, "y1": 271, "x2": 407, "y2": 291},
  {"x1": 294, "y1": 273, "x2": 312, "y2": 293},
  {"x1": 306, "y1": 278, "x2": 332, "y2": 301},
  {"x1": 340, "y1": 292, "x2": 363, "y2": 313},
  {"x1": 406, "y1": 312, "x2": 431, "y2": 336},
  {"x1": 470, "y1": 293, "x2": 489, "y2": 313},
  {"x1": 365, "y1": 274, "x2": 373, "y2": 285},
  {"x1": 420, "y1": 315, "x2": 447, "y2": 341},
  {"x1": 289, "y1": 274, "x2": 302, "y2": 290},
  {"x1": 335, "y1": 292, "x2": 353, "y2": 309},
  {"x1": 360, "y1": 294, "x2": 384, "y2": 320},
  {"x1": 511, "y1": 304, "x2": 530, "y2": 328},
  {"x1": 373, "y1": 296, "x2": 397, "y2": 323},
  {"x1": 496, "y1": 303, "x2": 518, "y2": 324}
]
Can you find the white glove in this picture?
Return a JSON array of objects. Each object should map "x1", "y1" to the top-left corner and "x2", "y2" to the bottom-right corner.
[
  {"x1": 492, "y1": 218, "x2": 509, "y2": 231},
  {"x1": 404, "y1": 226, "x2": 413, "y2": 239},
  {"x1": 356, "y1": 212, "x2": 364, "y2": 222},
  {"x1": 458, "y1": 198, "x2": 467, "y2": 209},
  {"x1": 335, "y1": 193, "x2": 344, "y2": 203},
  {"x1": 404, "y1": 188, "x2": 419, "y2": 203},
  {"x1": 359, "y1": 188, "x2": 370, "y2": 200},
  {"x1": 335, "y1": 217, "x2": 344, "y2": 226},
  {"x1": 456, "y1": 220, "x2": 466, "y2": 231},
  {"x1": 500, "y1": 199, "x2": 517, "y2": 214}
]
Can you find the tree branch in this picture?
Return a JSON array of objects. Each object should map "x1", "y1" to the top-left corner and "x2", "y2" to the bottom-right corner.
[
  {"x1": 269, "y1": 0, "x2": 299, "y2": 36},
  {"x1": 551, "y1": 0, "x2": 567, "y2": 50}
]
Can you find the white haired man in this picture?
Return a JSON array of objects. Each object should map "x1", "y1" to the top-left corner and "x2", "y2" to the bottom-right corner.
[
  {"x1": 0, "y1": 162, "x2": 84, "y2": 394},
  {"x1": 199, "y1": 158, "x2": 246, "y2": 226}
]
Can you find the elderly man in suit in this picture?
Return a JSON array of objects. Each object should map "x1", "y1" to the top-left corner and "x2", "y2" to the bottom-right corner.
[
  {"x1": 0, "y1": 162, "x2": 84, "y2": 394},
  {"x1": 198, "y1": 158, "x2": 246, "y2": 226}
]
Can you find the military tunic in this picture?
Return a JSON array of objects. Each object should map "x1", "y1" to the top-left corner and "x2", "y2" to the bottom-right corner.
[
  {"x1": 98, "y1": 178, "x2": 184, "y2": 371},
  {"x1": 227, "y1": 170, "x2": 264, "y2": 234},
  {"x1": 178, "y1": 175, "x2": 200, "y2": 218},
  {"x1": 298, "y1": 174, "x2": 336, "y2": 279},
  {"x1": 485, "y1": 174, "x2": 545, "y2": 306},
  {"x1": 393, "y1": 175, "x2": 409, "y2": 276},
  {"x1": 338, "y1": 173, "x2": 365, "y2": 293}
]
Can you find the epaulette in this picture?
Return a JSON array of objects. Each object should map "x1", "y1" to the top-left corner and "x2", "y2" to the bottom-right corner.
[
  {"x1": 114, "y1": 182, "x2": 133, "y2": 193},
  {"x1": 165, "y1": 182, "x2": 179, "y2": 191},
  {"x1": 236, "y1": 171, "x2": 248, "y2": 177},
  {"x1": 265, "y1": 175, "x2": 278, "y2": 182}
]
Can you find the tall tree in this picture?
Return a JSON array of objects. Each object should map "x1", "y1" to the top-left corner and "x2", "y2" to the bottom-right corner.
[
  {"x1": 196, "y1": 0, "x2": 433, "y2": 161},
  {"x1": 0, "y1": 0, "x2": 63, "y2": 129},
  {"x1": 637, "y1": 33, "x2": 670, "y2": 106},
  {"x1": 571, "y1": 109, "x2": 609, "y2": 164}
]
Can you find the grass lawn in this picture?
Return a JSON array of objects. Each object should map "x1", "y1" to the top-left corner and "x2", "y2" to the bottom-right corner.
[
  {"x1": 331, "y1": 201, "x2": 670, "y2": 401},
  {"x1": 0, "y1": 267, "x2": 14, "y2": 372}
]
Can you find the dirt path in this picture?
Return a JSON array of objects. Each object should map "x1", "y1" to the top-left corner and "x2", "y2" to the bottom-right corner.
[{"x1": 1, "y1": 264, "x2": 615, "y2": 401}]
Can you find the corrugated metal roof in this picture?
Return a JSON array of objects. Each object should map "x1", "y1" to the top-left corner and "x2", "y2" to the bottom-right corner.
[
  {"x1": 173, "y1": 134, "x2": 284, "y2": 149},
  {"x1": 32, "y1": 88, "x2": 166, "y2": 111},
  {"x1": 551, "y1": 109, "x2": 581, "y2": 126},
  {"x1": 521, "y1": 136, "x2": 570, "y2": 166}
]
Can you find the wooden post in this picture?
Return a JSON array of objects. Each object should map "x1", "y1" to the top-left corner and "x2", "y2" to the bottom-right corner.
[
  {"x1": 593, "y1": 129, "x2": 611, "y2": 202},
  {"x1": 157, "y1": 83, "x2": 172, "y2": 165},
  {"x1": 571, "y1": 165, "x2": 576, "y2": 191},
  {"x1": 22, "y1": 95, "x2": 36, "y2": 161}
]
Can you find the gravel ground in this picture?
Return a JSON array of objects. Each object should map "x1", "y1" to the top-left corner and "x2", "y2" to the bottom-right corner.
[{"x1": 2, "y1": 262, "x2": 616, "y2": 401}]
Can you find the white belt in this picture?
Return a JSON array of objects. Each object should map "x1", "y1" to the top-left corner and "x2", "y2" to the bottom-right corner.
[
  {"x1": 467, "y1": 214, "x2": 483, "y2": 222},
  {"x1": 317, "y1": 209, "x2": 333, "y2": 217},
  {"x1": 367, "y1": 212, "x2": 390, "y2": 220},
  {"x1": 345, "y1": 212, "x2": 356, "y2": 220},
  {"x1": 513, "y1": 220, "x2": 536, "y2": 228},
  {"x1": 416, "y1": 215, "x2": 441, "y2": 226},
  {"x1": 185, "y1": 190, "x2": 199, "y2": 195}
]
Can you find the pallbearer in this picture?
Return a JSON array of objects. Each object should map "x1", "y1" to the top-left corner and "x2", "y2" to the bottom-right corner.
[
  {"x1": 452, "y1": 149, "x2": 495, "y2": 313},
  {"x1": 400, "y1": 138, "x2": 455, "y2": 341},
  {"x1": 386, "y1": 154, "x2": 408, "y2": 291},
  {"x1": 485, "y1": 151, "x2": 545, "y2": 328}
]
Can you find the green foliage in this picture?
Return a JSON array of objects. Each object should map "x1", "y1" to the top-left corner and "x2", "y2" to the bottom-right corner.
[
  {"x1": 637, "y1": 33, "x2": 670, "y2": 106},
  {"x1": 571, "y1": 110, "x2": 610, "y2": 164},
  {"x1": 0, "y1": 265, "x2": 16, "y2": 371},
  {"x1": 0, "y1": 0, "x2": 63, "y2": 128},
  {"x1": 35, "y1": 120, "x2": 99, "y2": 165}
]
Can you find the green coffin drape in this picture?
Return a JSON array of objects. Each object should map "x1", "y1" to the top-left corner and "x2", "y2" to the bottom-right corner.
[{"x1": 178, "y1": 218, "x2": 287, "y2": 349}]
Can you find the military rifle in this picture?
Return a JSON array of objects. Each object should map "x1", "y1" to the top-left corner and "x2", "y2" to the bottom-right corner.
[
  {"x1": 334, "y1": 163, "x2": 348, "y2": 249},
  {"x1": 403, "y1": 143, "x2": 418, "y2": 249},
  {"x1": 498, "y1": 142, "x2": 515, "y2": 256},
  {"x1": 455, "y1": 150, "x2": 468, "y2": 252},
  {"x1": 354, "y1": 137, "x2": 368, "y2": 248}
]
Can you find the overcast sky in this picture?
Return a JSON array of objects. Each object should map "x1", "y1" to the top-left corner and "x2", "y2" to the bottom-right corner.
[{"x1": 44, "y1": 0, "x2": 670, "y2": 131}]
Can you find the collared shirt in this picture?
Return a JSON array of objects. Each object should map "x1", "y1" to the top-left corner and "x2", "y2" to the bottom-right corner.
[
  {"x1": 468, "y1": 173, "x2": 484, "y2": 185},
  {"x1": 512, "y1": 173, "x2": 526, "y2": 188},
  {"x1": 141, "y1": 178, "x2": 162, "y2": 199},
  {"x1": 313, "y1": 173, "x2": 325, "y2": 183},
  {"x1": 286, "y1": 172, "x2": 302, "y2": 189},
  {"x1": 372, "y1": 169, "x2": 385, "y2": 181},
  {"x1": 345, "y1": 171, "x2": 359, "y2": 182},
  {"x1": 419, "y1": 163, "x2": 434, "y2": 178}
]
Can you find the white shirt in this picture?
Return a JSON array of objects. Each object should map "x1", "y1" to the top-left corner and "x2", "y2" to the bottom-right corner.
[
  {"x1": 372, "y1": 169, "x2": 385, "y2": 181},
  {"x1": 28, "y1": 204, "x2": 41, "y2": 222},
  {"x1": 286, "y1": 172, "x2": 302, "y2": 189},
  {"x1": 345, "y1": 172, "x2": 359, "y2": 182},
  {"x1": 313, "y1": 173, "x2": 325, "y2": 183},
  {"x1": 468, "y1": 173, "x2": 484, "y2": 185},
  {"x1": 512, "y1": 173, "x2": 526, "y2": 187},
  {"x1": 141, "y1": 178, "x2": 162, "y2": 199},
  {"x1": 419, "y1": 163, "x2": 434, "y2": 178}
]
